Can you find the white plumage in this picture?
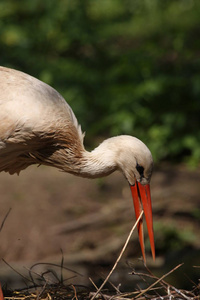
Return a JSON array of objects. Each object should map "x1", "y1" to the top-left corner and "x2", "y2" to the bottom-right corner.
[{"x1": 0, "y1": 66, "x2": 155, "y2": 261}]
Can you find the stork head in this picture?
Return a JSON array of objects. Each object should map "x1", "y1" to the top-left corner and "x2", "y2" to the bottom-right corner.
[
  {"x1": 115, "y1": 136, "x2": 155, "y2": 262},
  {"x1": 83, "y1": 135, "x2": 155, "y2": 262}
]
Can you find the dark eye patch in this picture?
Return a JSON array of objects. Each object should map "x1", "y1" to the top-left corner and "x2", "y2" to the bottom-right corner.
[{"x1": 136, "y1": 163, "x2": 144, "y2": 177}]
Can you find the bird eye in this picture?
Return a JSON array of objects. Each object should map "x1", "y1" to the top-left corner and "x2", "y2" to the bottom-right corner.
[{"x1": 136, "y1": 163, "x2": 144, "y2": 177}]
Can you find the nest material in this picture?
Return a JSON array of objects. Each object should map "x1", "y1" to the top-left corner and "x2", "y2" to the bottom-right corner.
[
  {"x1": 1, "y1": 211, "x2": 200, "y2": 300},
  {"x1": 1, "y1": 262, "x2": 200, "y2": 300}
]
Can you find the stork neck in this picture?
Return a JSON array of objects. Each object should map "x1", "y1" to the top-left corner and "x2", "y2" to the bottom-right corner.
[{"x1": 78, "y1": 146, "x2": 117, "y2": 179}]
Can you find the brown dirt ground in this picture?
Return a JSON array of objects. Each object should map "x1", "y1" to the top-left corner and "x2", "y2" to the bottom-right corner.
[{"x1": 0, "y1": 164, "x2": 200, "y2": 289}]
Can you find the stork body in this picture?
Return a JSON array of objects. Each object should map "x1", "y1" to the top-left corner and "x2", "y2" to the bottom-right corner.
[{"x1": 0, "y1": 66, "x2": 155, "y2": 261}]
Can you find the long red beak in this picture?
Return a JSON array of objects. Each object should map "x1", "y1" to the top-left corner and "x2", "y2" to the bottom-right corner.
[{"x1": 130, "y1": 182, "x2": 155, "y2": 262}]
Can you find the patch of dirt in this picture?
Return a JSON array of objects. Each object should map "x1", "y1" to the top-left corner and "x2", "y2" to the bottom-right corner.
[{"x1": 0, "y1": 164, "x2": 200, "y2": 288}]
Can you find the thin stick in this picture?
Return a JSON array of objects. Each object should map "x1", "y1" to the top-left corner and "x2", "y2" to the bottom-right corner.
[
  {"x1": 170, "y1": 286, "x2": 191, "y2": 300},
  {"x1": 135, "y1": 263, "x2": 184, "y2": 298},
  {"x1": 90, "y1": 211, "x2": 144, "y2": 300},
  {"x1": 71, "y1": 285, "x2": 78, "y2": 300},
  {"x1": 0, "y1": 208, "x2": 11, "y2": 233},
  {"x1": 2, "y1": 259, "x2": 32, "y2": 283},
  {"x1": 89, "y1": 277, "x2": 99, "y2": 291}
]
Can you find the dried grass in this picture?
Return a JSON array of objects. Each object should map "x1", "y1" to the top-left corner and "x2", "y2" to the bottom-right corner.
[
  {"x1": 2, "y1": 261, "x2": 200, "y2": 300},
  {"x1": 1, "y1": 211, "x2": 200, "y2": 300}
]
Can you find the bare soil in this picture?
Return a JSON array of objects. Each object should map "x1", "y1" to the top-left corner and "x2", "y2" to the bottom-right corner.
[{"x1": 0, "y1": 164, "x2": 200, "y2": 289}]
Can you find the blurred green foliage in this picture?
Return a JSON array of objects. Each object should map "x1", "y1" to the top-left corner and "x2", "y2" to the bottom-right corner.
[
  {"x1": 0, "y1": 0, "x2": 200, "y2": 165},
  {"x1": 153, "y1": 222, "x2": 196, "y2": 255}
]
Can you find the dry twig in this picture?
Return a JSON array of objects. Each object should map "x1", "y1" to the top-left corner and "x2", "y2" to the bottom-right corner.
[
  {"x1": 90, "y1": 210, "x2": 144, "y2": 300},
  {"x1": 135, "y1": 263, "x2": 184, "y2": 298},
  {"x1": 0, "y1": 208, "x2": 11, "y2": 233}
]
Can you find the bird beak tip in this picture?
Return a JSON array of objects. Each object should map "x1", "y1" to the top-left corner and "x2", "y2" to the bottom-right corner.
[{"x1": 130, "y1": 182, "x2": 155, "y2": 262}]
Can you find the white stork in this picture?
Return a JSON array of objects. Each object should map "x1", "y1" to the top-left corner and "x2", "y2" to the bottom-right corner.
[{"x1": 0, "y1": 66, "x2": 155, "y2": 261}]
